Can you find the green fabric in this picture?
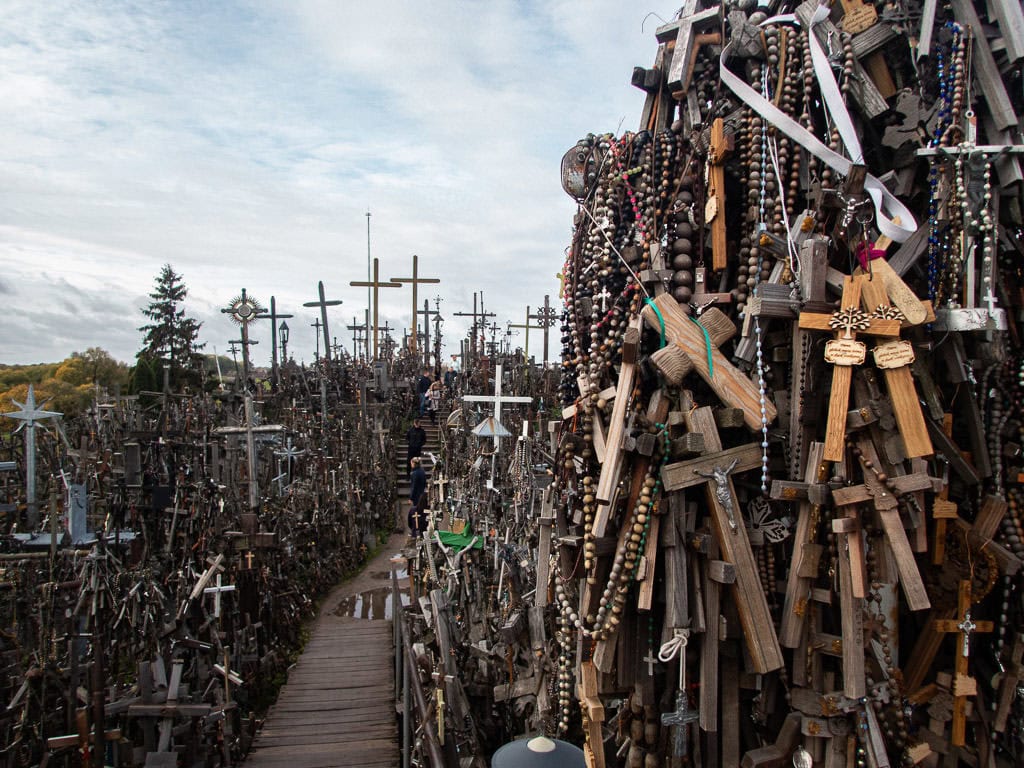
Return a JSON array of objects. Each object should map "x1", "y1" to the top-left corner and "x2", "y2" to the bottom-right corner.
[{"x1": 436, "y1": 530, "x2": 484, "y2": 549}]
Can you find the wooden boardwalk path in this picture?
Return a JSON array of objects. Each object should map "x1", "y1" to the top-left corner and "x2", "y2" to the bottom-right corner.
[{"x1": 245, "y1": 556, "x2": 401, "y2": 768}]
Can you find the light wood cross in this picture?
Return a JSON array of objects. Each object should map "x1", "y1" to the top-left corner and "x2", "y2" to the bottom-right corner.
[
  {"x1": 390, "y1": 254, "x2": 440, "y2": 354},
  {"x1": 707, "y1": 118, "x2": 732, "y2": 270},
  {"x1": 797, "y1": 274, "x2": 901, "y2": 461},
  {"x1": 462, "y1": 363, "x2": 532, "y2": 452},
  {"x1": 934, "y1": 580, "x2": 993, "y2": 746},
  {"x1": 350, "y1": 257, "x2": 400, "y2": 359},
  {"x1": 577, "y1": 661, "x2": 606, "y2": 768}
]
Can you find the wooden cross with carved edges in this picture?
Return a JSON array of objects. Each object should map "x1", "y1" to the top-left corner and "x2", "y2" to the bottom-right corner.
[
  {"x1": 707, "y1": 118, "x2": 732, "y2": 271},
  {"x1": 934, "y1": 579, "x2": 993, "y2": 746},
  {"x1": 797, "y1": 274, "x2": 901, "y2": 462}
]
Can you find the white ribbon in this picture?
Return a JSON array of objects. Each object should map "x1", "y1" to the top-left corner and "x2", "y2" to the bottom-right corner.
[
  {"x1": 719, "y1": 4, "x2": 917, "y2": 242},
  {"x1": 658, "y1": 628, "x2": 690, "y2": 662}
]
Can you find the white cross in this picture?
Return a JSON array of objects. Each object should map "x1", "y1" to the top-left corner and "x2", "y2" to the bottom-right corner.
[
  {"x1": 462, "y1": 364, "x2": 532, "y2": 451},
  {"x1": 642, "y1": 650, "x2": 658, "y2": 676},
  {"x1": 982, "y1": 287, "x2": 1000, "y2": 316},
  {"x1": 203, "y1": 574, "x2": 236, "y2": 618},
  {"x1": 596, "y1": 286, "x2": 613, "y2": 313}
]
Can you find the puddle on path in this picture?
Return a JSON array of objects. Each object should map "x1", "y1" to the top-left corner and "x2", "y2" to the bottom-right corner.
[{"x1": 334, "y1": 587, "x2": 410, "y2": 620}]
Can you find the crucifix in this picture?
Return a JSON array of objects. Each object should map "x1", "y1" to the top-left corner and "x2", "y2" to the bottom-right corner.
[
  {"x1": 934, "y1": 579, "x2": 993, "y2": 746},
  {"x1": 346, "y1": 316, "x2": 367, "y2": 360},
  {"x1": 662, "y1": 688, "x2": 700, "y2": 759},
  {"x1": 255, "y1": 296, "x2": 293, "y2": 388},
  {"x1": 350, "y1": 257, "x2": 400, "y2": 359},
  {"x1": 797, "y1": 274, "x2": 902, "y2": 462},
  {"x1": 528, "y1": 294, "x2": 558, "y2": 366},
  {"x1": 3, "y1": 384, "x2": 62, "y2": 527},
  {"x1": 662, "y1": 406, "x2": 784, "y2": 673},
  {"x1": 302, "y1": 281, "x2": 343, "y2": 362},
  {"x1": 462, "y1": 364, "x2": 532, "y2": 453},
  {"x1": 506, "y1": 306, "x2": 544, "y2": 364},
  {"x1": 390, "y1": 254, "x2": 440, "y2": 355},
  {"x1": 222, "y1": 288, "x2": 263, "y2": 384}
]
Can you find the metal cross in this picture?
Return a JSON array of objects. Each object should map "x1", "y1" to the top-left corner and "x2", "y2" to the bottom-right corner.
[
  {"x1": 642, "y1": 650, "x2": 658, "y2": 676},
  {"x1": 3, "y1": 384, "x2": 62, "y2": 527},
  {"x1": 958, "y1": 612, "x2": 978, "y2": 657},
  {"x1": 695, "y1": 458, "x2": 741, "y2": 533},
  {"x1": 661, "y1": 689, "x2": 699, "y2": 757},
  {"x1": 462, "y1": 364, "x2": 533, "y2": 452}
]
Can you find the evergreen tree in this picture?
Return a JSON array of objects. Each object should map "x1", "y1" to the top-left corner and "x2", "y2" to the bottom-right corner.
[{"x1": 138, "y1": 264, "x2": 205, "y2": 390}]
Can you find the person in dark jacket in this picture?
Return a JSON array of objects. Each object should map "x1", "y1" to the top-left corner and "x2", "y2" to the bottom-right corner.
[
  {"x1": 406, "y1": 418, "x2": 426, "y2": 476},
  {"x1": 416, "y1": 368, "x2": 432, "y2": 416},
  {"x1": 408, "y1": 457, "x2": 428, "y2": 536}
]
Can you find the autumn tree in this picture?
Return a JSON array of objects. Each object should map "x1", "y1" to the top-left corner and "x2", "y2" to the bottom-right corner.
[{"x1": 137, "y1": 264, "x2": 205, "y2": 391}]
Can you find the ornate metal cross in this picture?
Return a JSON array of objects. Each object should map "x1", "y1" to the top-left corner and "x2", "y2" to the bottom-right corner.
[{"x1": 2, "y1": 384, "x2": 62, "y2": 527}]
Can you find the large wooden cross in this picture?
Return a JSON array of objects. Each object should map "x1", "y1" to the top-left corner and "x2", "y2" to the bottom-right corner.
[
  {"x1": 391, "y1": 254, "x2": 440, "y2": 354},
  {"x1": 656, "y1": 0, "x2": 722, "y2": 96},
  {"x1": 797, "y1": 274, "x2": 901, "y2": 461},
  {"x1": 641, "y1": 293, "x2": 778, "y2": 430},
  {"x1": 302, "y1": 281, "x2": 342, "y2": 362},
  {"x1": 462, "y1": 364, "x2": 532, "y2": 452},
  {"x1": 452, "y1": 292, "x2": 496, "y2": 360},
  {"x1": 350, "y1": 258, "x2": 400, "y2": 359},
  {"x1": 934, "y1": 580, "x2": 993, "y2": 746},
  {"x1": 212, "y1": 394, "x2": 284, "y2": 510},
  {"x1": 661, "y1": 407, "x2": 784, "y2": 673}
]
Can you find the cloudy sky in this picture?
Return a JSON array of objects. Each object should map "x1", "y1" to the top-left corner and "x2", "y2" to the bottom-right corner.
[{"x1": 0, "y1": 0, "x2": 681, "y2": 366}]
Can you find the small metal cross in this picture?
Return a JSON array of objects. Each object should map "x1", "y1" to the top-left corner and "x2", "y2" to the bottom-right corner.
[
  {"x1": 660, "y1": 689, "x2": 699, "y2": 757},
  {"x1": 958, "y1": 612, "x2": 977, "y2": 657},
  {"x1": 642, "y1": 650, "x2": 658, "y2": 677}
]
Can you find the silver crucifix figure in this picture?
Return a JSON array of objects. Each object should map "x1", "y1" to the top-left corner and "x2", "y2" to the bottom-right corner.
[{"x1": 695, "y1": 458, "x2": 741, "y2": 533}]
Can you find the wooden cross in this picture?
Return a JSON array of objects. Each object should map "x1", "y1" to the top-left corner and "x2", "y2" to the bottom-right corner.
[
  {"x1": 390, "y1": 254, "x2": 440, "y2": 354},
  {"x1": 661, "y1": 407, "x2": 784, "y2": 673},
  {"x1": 656, "y1": 0, "x2": 722, "y2": 96},
  {"x1": 856, "y1": 267, "x2": 933, "y2": 459},
  {"x1": 462, "y1": 364, "x2": 532, "y2": 452},
  {"x1": 641, "y1": 293, "x2": 778, "y2": 430},
  {"x1": 416, "y1": 298, "x2": 442, "y2": 366},
  {"x1": 577, "y1": 661, "x2": 606, "y2": 768},
  {"x1": 350, "y1": 258, "x2": 400, "y2": 359},
  {"x1": 797, "y1": 274, "x2": 901, "y2": 462},
  {"x1": 203, "y1": 573, "x2": 235, "y2": 618},
  {"x1": 934, "y1": 580, "x2": 993, "y2": 746},
  {"x1": 690, "y1": 265, "x2": 733, "y2": 315},
  {"x1": 213, "y1": 394, "x2": 284, "y2": 510},
  {"x1": 707, "y1": 118, "x2": 732, "y2": 270},
  {"x1": 506, "y1": 306, "x2": 544, "y2": 363},
  {"x1": 452, "y1": 292, "x2": 496, "y2": 360}
]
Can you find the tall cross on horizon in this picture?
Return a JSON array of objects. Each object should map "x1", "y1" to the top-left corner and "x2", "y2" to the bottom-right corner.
[
  {"x1": 3, "y1": 384, "x2": 62, "y2": 527},
  {"x1": 303, "y1": 281, "x2": 343, "y2": 363},
  {"x1": 255, "y1": 296, "x2": 293, "y2": 387},
  {"x1": 350, "y1": 258, "x2": 400, "y2": 359},
  {"x1": 390, "y1": 254, "x2": 440, "y2": 355}
]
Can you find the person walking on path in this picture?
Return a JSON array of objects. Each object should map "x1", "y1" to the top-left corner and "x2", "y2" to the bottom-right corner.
[
  {"x1": 416, "y1": 368, "x2": 432, "y2": 416},
  {"x1": 406, "y1": 418, "x2": 427, "y2": 476},
  {"x1": 427, "y1": 379, "x2": 443, "y2": 425},
  {"x1": 408, "y1": 457, "x2": 428, "y2": 536}
]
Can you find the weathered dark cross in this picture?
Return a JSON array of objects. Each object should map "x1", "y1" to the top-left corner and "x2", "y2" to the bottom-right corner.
[
  {"x1": 310, "y1": 318, "x2": 323, "y2": 360},
  {"x1": 350, "y1": 257, "x2": 400, "y2": 359},
  {"x1": 391, "y1": 254, "x2": 440, "y2": 355},
  {"x1": 661, "y1": 689, "x2": 700, "y2": 758},
  {"x1": 528, "y1": 295, "x2": 558, "y2": 366},
  {"x1": 302, "y1": 281, "x2": 343, "y2": 362},
  {"x1": 255, "y1": 296, "x2": 293, "y2": 387},
  {"x1": 346, "y1": 316, "x2": 367, "y2": 360},
  {"x1": 417, "y1": 298, "x2": 442, "y2": 368},
  {"x1": 453, "y1": 292, "x2": 496, "y2": 359},
  {"x1": 212, "y1": 395, "x2": 284, "y2": 510},
  {"x1": 507, "y1": 306, "x2": 545, "y2": 364},
  {"x1": 3, "y1": 384, "x2": 62, "y2": 527},
  {"x1": 656, "y1": 0, "x2": 723, "y2": 96},
  {"x1": 222, "y1": 288, "x2": 263, "y2": 384}
]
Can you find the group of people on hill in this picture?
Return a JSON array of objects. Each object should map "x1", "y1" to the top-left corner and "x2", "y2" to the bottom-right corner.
[{"x1": 406, "y1": 367, "x2": 456, "y2": 537}]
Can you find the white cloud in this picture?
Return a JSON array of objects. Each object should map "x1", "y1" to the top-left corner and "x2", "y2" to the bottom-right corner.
[{"x1": 0, "y1": 0, "x2": 681, "y2": 366}]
